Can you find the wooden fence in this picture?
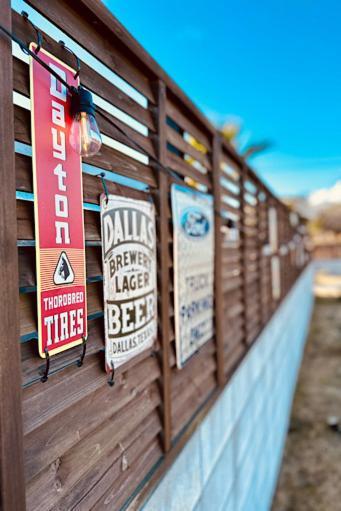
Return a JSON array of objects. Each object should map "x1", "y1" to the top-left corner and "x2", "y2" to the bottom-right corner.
[
  {"x1": 313, "y1": 242, "x2": 341, "y2": 260},
  {"x1": 0, "y1": 1, "x2": 310, "y2": 509}
]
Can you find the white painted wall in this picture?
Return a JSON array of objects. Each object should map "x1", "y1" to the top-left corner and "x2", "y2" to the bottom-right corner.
[{"x1": 142, "y1": 265, "x2": 314, "y2": 511}]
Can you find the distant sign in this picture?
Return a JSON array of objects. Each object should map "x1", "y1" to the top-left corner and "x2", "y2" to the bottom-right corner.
[
  {"x1": 268, "y1": 207, "x2": 278, "y2": 253},
  {"x1": 271, "y1": 256, "x2": 281, "y2": 300},
  {"x1": 171, "y1": 185, "x2": 214, "y2": 368},
  {"x1": 29, "y1": 44, "x2": 87, "y2": 357},
  {"x1": 101, "y1": 195, "x2": 157, "y2": 371}
]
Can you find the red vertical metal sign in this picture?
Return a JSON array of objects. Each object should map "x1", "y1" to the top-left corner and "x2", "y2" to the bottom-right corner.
[{"x1": 29, "y1": 44, "x2": 87, "y2": 358}]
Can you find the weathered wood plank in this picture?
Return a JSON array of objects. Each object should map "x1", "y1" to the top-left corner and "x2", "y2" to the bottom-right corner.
[
  {"x1": 25, "y1": 383, "x2": 161, "y2": 510},
  {"x1": 0, "y1": 2, "x2": 26, "y2": 509},
  {"x1": 0, "y1": 0, "x2": 25, "y2": 511},
  {"x1": 166, "y1": 124, "x2": 211, "y2": 169},
  {"x1": 212, "y1": 134, "x2": 225, "y2": 385},
  {"x1": 166, "y1": 98, "x2": 211, "y2": 149},
  {"x1": 154, "y1": 80, "x2": 172, "y2": 452},
  {"x1": 74, "y1": 418, "x2": 162, "y2": 511},
  {"x1": 166, "y1": 151, "x2": 211, "y2": 188}
]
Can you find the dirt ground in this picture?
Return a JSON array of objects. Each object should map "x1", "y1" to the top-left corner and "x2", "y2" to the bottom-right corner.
[{"x1": 272, "y1": 298, "x2": 341, "y2": 511}]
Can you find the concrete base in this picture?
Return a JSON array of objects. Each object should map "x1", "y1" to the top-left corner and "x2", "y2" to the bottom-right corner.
[{"x1": 142, "y1": 265, "x2": 314, "y2": 511}]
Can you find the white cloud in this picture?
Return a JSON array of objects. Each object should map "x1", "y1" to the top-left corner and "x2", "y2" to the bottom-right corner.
[{"x1": 309, "y1": 181, "x2": 341, "y2": 207}]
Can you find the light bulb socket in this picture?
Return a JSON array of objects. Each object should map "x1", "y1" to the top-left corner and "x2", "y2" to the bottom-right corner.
[{"x1": 71, "y1": 86, "x2": 96, "y2": 117}]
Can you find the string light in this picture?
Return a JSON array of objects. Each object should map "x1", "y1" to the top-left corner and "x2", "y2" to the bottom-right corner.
[
  {"x1": 0, "y1": 19, "x2": 305, "y2": 234},
  {"x1": 70, "y1": 86, "x2": 102, "y2": 157}
]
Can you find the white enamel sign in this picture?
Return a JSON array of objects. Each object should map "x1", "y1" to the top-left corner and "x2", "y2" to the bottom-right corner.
[
  {"x1": 171, "y1": 184, "x2": 214, "y2": 368},
  {"x1": 101, "y1": 195, "x2": 157, "y2": 371},
  {"x1": 268, "y1": 207, "x2": 278, "y2": 253},
  {"x1": 271, "y1": 256, "x2": 281, "y2": 300}
]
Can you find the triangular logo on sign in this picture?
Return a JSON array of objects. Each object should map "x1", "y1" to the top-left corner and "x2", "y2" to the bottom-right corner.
[{"x1": 53, "y1": 251, "x2": 75, "y2": 285}]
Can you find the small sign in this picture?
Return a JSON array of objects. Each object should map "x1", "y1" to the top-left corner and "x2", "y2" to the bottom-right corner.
[
  {"x1": 29, "y1": 44, "x2": 87, "y2": 357},
  {"x1": 290, "y1": 211, "x2": 299, "y2": 227},
  {"x1": 101, "y1": 195, "x2": 157, "y2": 371},
  {"x1": 271, "y1": 256, "x2": 281, "y2": 300},
  {"x1": 268, "y1": 207, "x2": 278, "y2": 253},
  {"x1": 171, "y1": 184, "x2": 214, "y2": 368},
  {"x1": 221, "y1": 222, "x2": 239, "y2": 246}
]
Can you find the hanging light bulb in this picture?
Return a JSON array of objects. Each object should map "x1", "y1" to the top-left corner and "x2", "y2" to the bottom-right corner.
[{"x1": 70, "y1": 87, "x2": 102, "y2": 157}]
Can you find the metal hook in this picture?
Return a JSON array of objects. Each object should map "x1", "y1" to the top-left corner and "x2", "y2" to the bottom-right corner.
[
  {"x1": 59, "y1": 40, "x2": 80, "y2": 79},
  {"x1": 77, "y1": 336, "x2": 87, "y2": 367},
  {"x1": 98, "y1": 172, "x2": 109, "y2": 203},
  {"x1": 21, "y1": 11, "x2": 42, "y2": 54},
  {"x1": 108, "y1": 360, "x2": 115, "y2": 387},
  {"x1": 147, "y1": 193, "x2": 154, "y2": 205},
  {"x1": 41, "y1": 349, "x2": 50, "y2": 383}
]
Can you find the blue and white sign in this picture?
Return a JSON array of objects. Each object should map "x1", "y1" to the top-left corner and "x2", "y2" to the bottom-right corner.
[{"x1": 171, "y1": 184, "x2": 214, "y2": 368}]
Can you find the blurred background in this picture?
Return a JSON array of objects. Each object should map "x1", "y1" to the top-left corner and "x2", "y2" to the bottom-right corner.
[
  {"x1": 107, "y1": 0, "x2": 341, "y2": 283},
  {"x1": 105, "y1": 1, "x2": 341, "y2": 509}
]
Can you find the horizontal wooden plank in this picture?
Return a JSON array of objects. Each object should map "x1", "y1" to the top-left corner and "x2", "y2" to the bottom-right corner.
[
  {"x1": 14, "y1": 106, "x2": 157, "y2": 187},
  {"x1": 16, "y1": 153, "x2": 150, "y2": 207},
  {"x1": 17, "y1": 200, "x2": 100, "y2": 241},
  {"x1": 224, "y1": 341, "x2": 246, "y2": 377},
  {"x1": 166, "y1": 125, "x2": 211, "y2": 170},
  {"x1": 166, "y1": 151, "x2": 211, "y2": 189},
  {"x1": 220, "y1": 201, "x2": 239, "y2": 215},
  {"x1": 220, "y1": 181, "x2": 240, "y2": 200},
  {"x1": 172, "y1": 371, "x2": 216, "y2": 439},
  {"x1": 96, "y1": 105, "x2": 156, "y2": 159},
  {"x1": 166, "y1": 98, "x2": 211, "y2": 149},
  {"x1": 225, "y1": 302, "x2": 244, "y2": 319},
  {"x1": 223, "y1": 276, "x2": 243, "y2": 294},
  {"x1": 220, "y1": 162, "x2": 240, "y2": 183},
  {"x1": 171, "y1": 341, "x2": 215, "y2": 397},
  {"x1": 223, "y1": 330, "x2": 244, "y2": 351}
]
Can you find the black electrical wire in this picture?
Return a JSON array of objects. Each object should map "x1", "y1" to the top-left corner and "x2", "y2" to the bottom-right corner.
[
  {"x1": 0, "y1": 22, "x2": 73, "y2": 92},
  {"x1": 0, "y1": 19, "x2": 288, "y2": 234},
  {"x1": 0, "y1": 19, "x2": 304, "y2": 388},
  {"x1": 0, "y1": 19, "x2": 235, "y2": 222}
]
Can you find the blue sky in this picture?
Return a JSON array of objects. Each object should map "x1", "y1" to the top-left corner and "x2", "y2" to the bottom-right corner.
[{"x1": 105, "y1": 0, "x2": 341, "y2": 197}]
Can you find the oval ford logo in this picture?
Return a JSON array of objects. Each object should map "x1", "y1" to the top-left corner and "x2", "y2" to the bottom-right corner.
[{"x1": 181, "y1": 207, "x2": 210, "y2": 238}]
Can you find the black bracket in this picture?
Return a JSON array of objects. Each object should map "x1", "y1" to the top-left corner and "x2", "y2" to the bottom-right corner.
[
  {"x1": 21, "y1": 11, "x2": 42, "y2": 54},
  {"x1": 40, "y1": 348, "x2": 50, "y2": 383},
  {"x1": 77, "y1": 336, "x2": 87, "y2": 367},
  {"x1": 59, "y1": 40, "x2": 80, "y2": 79},
  {"x1": 98, "y1": 172, "x2": 109, "y2": 203},
  {"x1": 108, "y1": 361, "x2": 115, "y2": 387},
  {"x1": 147, "y1": 192, "x2": 155, "y2": 205}
]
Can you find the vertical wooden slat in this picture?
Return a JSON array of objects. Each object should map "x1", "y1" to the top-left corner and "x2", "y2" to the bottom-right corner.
[
  {"x1": 0, "y1": 2, "x2": 26, "y2": 509},
  {"x1": 256, "y1": 187, "x2": 262, "y2": 332},
  {"x1": 259, "y1": 187, "x2": 268, "y2": 326},
  {"x1": 212, "y1": 134, "x2": 225, "y2": 386},
  {"x1": 154, "y1": 79, "x2": 172, "y2": 452},
  {"x1": 239, "y1": 163, "x2": 248, "y2": 345}
]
